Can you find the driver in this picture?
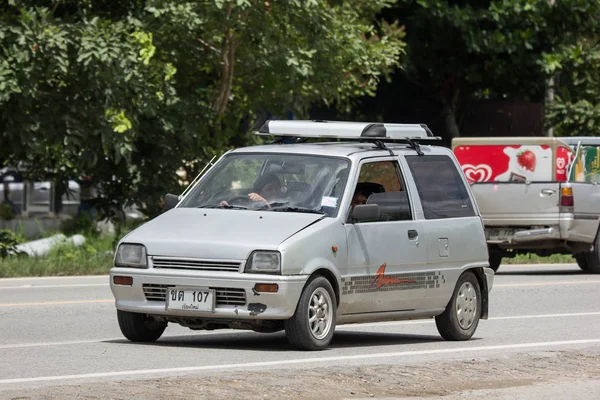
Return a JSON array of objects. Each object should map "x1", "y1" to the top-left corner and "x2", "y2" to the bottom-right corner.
[{"x1": 221, "y1": 173, "x2": 283, "y2": 209}]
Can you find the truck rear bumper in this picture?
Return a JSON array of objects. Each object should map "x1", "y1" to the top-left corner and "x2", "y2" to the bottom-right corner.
[
  {"x1": 512, "y1": 228, "x2": 556, "y2": 243},
  {"x1": 485, "y1": 215, "x2": 597, "y2": 245},
  {"x1": 486, "y1": 227, "x2": 560, "y2": 244}
]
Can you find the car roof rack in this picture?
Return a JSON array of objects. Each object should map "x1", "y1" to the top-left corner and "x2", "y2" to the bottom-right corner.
[
  {"x1": 255, "y1": 120, "x2": 441, "y2": 156},
  {"x1": 256, "y1": 120, "x2": 439, "y2": 141}
]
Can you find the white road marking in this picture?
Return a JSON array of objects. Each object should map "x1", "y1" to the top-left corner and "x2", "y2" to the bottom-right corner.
[
  {"x1": 0, "y1": 276, "x2": 108, "y2": 282},
  {"x1": 1, "y1": 311, "x2": 599, "y2": 350},
  {"x1": 1, "y1": 338, "x2": 599, "y2": 385},
  {"x1": 0, "y1": 331, "x2": 233, "y2": 350},
  {"x1": 0, "y1": 283, "x2": 108, "y2": 290},
  {"x1": 0, "y1": 299, "x2": 113, "y2": 307},
  {"x1": 338, "y1": 311, "x2": 600, "y2": 329},
  {"x1": 496, "y1": 280, "x2": 600, "y2": 287}
]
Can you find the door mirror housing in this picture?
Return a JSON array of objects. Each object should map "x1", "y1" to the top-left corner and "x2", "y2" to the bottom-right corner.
[
  {"x1": 351, "y1": 204, "x2": 380, "y2": 222},
  {"x1": 163, "y1": 193, "x2": 180, "y2": 211}
]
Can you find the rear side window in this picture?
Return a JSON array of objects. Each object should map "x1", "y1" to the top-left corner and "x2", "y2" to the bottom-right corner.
[{"x1": 406, "y1": 155, "x2": 476, "y2": 219}]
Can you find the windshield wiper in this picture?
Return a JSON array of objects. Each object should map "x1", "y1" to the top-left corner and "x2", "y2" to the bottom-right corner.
[
  {"x1": 197, "y1": 204, "x2": 248, "y2": 210},
  {"x1": 268, "y1": 206, "x2": 324, "y2": 215}
]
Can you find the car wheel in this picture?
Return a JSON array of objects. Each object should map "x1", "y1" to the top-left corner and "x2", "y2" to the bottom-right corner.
[
  {"x1": 435, "y1": 271, "x2": 482, "y2": 341},
  {"x1": 581, "y1": 234, "x2": 600, "y2": 274},
  {"x1": 117, "y1": 310, "x2": 166, "y2": 342},
  {"x1": 284, "y1": 276, "x2": 337, "y2": 351}
]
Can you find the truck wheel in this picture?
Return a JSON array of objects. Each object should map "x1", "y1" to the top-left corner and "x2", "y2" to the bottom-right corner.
[
  {"x1": 117, "y1": 310, "x2": 166, "y2": 342},
  {"x1": 284, "y1": 276, "x2": 337, "y2": 351},
  {"x1": 582, "y1": 235, "x2": 600, "y2": 274},
  {"x1": 435, "y1": 271, "x2": 482, "y2": 341},
  {"x1": 575, "y1": 253, "x2": 590, "y2": 272},
  {"x1": 489, "y1": 253, "x2": 502, "y2": 272}
]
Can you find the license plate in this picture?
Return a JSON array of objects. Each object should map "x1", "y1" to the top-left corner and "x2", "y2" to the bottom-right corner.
[
  {"x1": 166, "y1": 287, "x2": 215, "y2": 312},
  {"x1": 485, "y1": 228, "x2": 515, "y2": 241}
]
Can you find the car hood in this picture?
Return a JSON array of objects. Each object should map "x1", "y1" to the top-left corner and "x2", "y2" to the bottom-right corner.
[{"x1": 122, "y1": 208, "x2": 325, "y2": 260}]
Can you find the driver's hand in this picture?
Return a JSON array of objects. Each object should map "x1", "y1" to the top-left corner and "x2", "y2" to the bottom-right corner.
[
  {"x1": 248, "y1": 193, "x2": 266, "y2": 203},
  {"x1": 219, "y1": 200, "x2": 230, "y2": 207}
]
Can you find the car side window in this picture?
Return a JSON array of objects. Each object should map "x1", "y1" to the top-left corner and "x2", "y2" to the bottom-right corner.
[
  {"x1": 405, "y1": 155, "x2": 476, "y2": 219},
  {"x1": 350, "y1": 160, "x2": 412, "y2": 221}
]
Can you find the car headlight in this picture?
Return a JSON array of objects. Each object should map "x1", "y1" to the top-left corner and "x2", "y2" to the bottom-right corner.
[
  {"x1": 115, "y1": 244, "x2": 148, "y2": 268},
  {"x1": 245, "y1": 251, "x2": 281, "y2": 274}
]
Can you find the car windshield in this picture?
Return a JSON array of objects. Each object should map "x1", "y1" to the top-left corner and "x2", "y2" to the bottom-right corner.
[{"x1": 178, "y1": 153, "x2": 350, "y2": 216}]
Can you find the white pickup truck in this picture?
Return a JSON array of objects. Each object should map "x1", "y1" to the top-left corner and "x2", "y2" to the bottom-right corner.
[{"x1": 452, "y1": 137, "x2": 600, "y2": 273}]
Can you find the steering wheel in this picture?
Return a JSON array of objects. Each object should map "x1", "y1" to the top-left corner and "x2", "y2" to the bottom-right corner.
[
  {"x1": 226, "y1": 195, "x2": 269, "y2": 209},
  {"x1": 226, "y1": 195, "x2": 253, "y2": 205}
]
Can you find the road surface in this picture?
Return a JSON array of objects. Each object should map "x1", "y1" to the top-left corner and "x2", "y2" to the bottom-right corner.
[{"x1": 1, "y1": 263, "x2": 599, "y2": 399}]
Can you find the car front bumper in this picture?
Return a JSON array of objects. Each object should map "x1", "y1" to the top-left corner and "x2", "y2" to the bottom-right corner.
[{"x1": 109, "y1": 268, "x2": 308, "y2": 320}]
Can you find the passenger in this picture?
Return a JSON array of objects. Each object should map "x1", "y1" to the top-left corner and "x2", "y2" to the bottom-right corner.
[{"x1": 350, "y1": 188, "x2": 368, "y2": 209}]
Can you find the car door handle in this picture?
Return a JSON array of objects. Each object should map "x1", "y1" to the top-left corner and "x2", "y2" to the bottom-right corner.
[
  {"x1": 408, "y1": 230, "x2": 419, "y2": 240},
  {"x1": 540, "y1": 189, "x2": 555, "y2": 197}
]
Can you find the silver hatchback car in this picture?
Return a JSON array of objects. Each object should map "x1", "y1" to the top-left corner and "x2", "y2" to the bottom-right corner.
[{"x1": 110, "y1": 120, "x2": 494, "y2": 350}]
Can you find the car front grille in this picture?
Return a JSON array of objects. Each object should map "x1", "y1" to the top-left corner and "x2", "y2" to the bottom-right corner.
[
  {"x1": 142, "y1": 284, "x2": 246, "y2": 306},
  {"x1": 150, "y1": 257, "x2": 242, "y2": 272}
]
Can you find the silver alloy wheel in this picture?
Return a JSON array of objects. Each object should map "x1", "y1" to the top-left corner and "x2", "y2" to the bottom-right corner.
[
  {"x1": 307, "y1": 287, "x2": 334, "y2": 340},
  {"x1": 455, "y1": 281, "x2": 477, "y2": 330}
]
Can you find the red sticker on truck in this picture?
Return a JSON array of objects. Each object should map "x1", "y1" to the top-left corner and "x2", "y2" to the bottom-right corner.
[{"x1": 454, "y1": 144, "x2": 570, "y2": 182}]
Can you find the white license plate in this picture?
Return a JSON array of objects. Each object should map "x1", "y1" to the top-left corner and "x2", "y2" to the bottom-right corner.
[
  {"x1": 166, "y1": 287, "x2": 215, "y2": 312},
  {"x1": 485, "y1": 228, "x2": 515, "y2": 241}
]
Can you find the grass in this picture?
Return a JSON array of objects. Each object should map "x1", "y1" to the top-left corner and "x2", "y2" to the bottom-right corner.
[
  {"x1": 0, "y1": 233, "x2": 116, "y2": 277},
  {"x1": 1, "y1": 237, "x2": 577, "y2": 278},
  {"x1": 503, "y1": 253, "x2": 575, "y2": 264}
]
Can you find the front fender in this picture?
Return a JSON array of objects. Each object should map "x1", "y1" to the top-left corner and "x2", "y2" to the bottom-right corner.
[{"x1": 299, "y1": 257, "x2": 343, "y2": 307}]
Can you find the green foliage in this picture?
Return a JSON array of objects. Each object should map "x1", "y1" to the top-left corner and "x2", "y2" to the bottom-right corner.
[
  {"x1": 0, "y1": 0, "x2": 406, "y2": 221},
  {"x1": 388, "y1": 0, "x2": 600, "y2": 138},
  {"x1": 59, "y1": 214, "x2": 98, "y2": 237},
  {"x1": 0, "y1": 203, "x2": 15, "y2": 221},
  {"x1": 0, "y1": 229, "x2": 23, "y2": 258},
  {"x1": 547, "y1": 38, "x2": 600, "y2": 137},
  {"x1": 0, "y1": 233, "x2": 115, "y2": 277}
]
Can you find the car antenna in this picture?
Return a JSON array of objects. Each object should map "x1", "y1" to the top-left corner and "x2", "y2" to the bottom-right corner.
[{"x1": 180, "y1": 155, "x2": 216, "y2": 198}]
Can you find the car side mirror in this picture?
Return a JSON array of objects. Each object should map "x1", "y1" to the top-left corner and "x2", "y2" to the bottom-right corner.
[
  {"x1": 163, "y1": 193, "x2": 180, "y2": 211},
  {"x1": 351, "y1": 204, "x2": 380, "y2": 222}
]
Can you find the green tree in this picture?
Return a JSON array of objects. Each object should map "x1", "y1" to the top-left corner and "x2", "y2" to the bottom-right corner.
[
  {"x1": 0, "y1": 0, "x2": 406, "y2": 220},
  {"x1": 546, "y1": 37, "x2": 600, "y2": 137},
  {"x1": 380, "y1": 0, "x2": 600, "y2": 139}
]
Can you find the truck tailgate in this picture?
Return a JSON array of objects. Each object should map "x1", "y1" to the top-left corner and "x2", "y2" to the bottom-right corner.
[{"x1": 471, "y1": 182, "x2": 560, "y2": 227}]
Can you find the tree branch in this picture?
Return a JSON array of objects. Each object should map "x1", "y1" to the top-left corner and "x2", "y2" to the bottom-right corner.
[
  {"x1": 51, "y1": 0, "x2": 62, "y2": 14},
  {"x1": 213, "y1": 2, "x2": 237, "y2": 117},
  {"x1": 198, "y1": 38, "x2": 221, "y2": 55}
]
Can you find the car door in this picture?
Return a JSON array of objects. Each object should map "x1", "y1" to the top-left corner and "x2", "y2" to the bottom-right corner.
[
  {"x1": 404, "y1": 153, "x2": 487, "y2": 310},
  {"x1": 341, "y1": 157, "x2": 428, "y2": 315}
]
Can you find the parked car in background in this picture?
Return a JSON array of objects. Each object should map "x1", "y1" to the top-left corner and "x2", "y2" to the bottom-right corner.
[
  {"x1": 0, "y1": 167, "x2": 80, "y2": 216},
  {"x1": 0, "y1": 167, "x2": 144, "y2": 220},
  {"x1": 452, "y1": 137, "x2": 600, "y2": 273}
]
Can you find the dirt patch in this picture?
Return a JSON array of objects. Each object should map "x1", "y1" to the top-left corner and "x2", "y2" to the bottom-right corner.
[{"x1": 4, "y1": 349, "x2": 600, "y2": 399}]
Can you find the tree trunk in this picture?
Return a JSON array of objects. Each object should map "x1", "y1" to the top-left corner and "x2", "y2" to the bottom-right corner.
[
  {"x1": 213, "y1": 3, "x2": 237, "y2": 117},
  {"x1": 52, "y1": 179, "x2": 66, "y2": 215},
  {"x1": 441, "y1": 86, "x2": 461, "y2": 139}
]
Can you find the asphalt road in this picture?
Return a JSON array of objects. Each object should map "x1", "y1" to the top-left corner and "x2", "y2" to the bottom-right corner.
[{"x1": 1, "y1": 263, "x2": 600, "y2": 398}]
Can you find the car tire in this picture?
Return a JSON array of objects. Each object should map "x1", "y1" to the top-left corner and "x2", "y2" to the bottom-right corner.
[
  {"x1": 117, "y1": 310, "x2": 166, "y2": 342},
  {"x1": 284, "y1": 276, "x2": 337, "y2": 351},
  {"x1": 582, "y1": 234, "x2": 600, "y2": 274},
  {"x1": 488, "y1": 253, "x2": 502, "y2": 273},
  {"x1": 575, "y1": 253, "x2": 590, "y2": 272},
  {"x1": 435, "y1": 271, "x2": 482, "y2": 341}
]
